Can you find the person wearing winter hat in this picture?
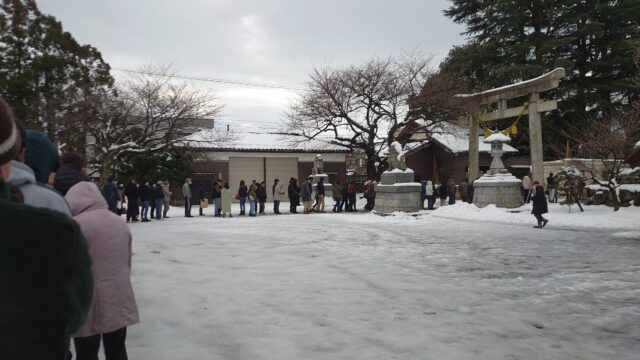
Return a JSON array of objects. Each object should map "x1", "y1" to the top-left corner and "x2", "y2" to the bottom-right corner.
[
  {"x1": 8, "y1": 120, "x2": 71, "y2": 215},
  {"x1": 24, "y1": 129, "x2": 60, "y2": 185},
  {"x1": 0, "y1": 97, "x2": 93, "y2": 360}
]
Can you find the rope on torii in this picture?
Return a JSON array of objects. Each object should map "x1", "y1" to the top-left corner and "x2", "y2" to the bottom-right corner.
[{"x1": 477, "y1": 102, "x2": 529, "y2": 138}]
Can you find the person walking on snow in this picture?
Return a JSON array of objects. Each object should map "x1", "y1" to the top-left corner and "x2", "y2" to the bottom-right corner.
[
  {"x1": 182, "y1": 178, "x2": 193, "y2": 218},
  {"x1": 531, "y1": 181, "x2": 549, "y2": 228}
]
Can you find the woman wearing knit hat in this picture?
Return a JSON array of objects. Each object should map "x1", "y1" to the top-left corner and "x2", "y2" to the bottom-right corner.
[{"x1": 0, "y1": 97, "x2": 93, "y2": 360}]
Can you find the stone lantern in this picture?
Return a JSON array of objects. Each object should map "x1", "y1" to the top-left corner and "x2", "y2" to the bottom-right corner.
[{"x1": 472, "y1": 133, "x2": 524, "y2": 208}]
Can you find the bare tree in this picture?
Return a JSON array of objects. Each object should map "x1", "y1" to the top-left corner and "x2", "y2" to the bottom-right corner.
[
  {"x1": 283, "y1": 53, "x2": 460, "y2": 178},
  {"x1": 561, "y1": 105, "x2": 640, "y2": 211},
  {"x1": 87, "y1": 64, "x2": 225, "y2": 183}
]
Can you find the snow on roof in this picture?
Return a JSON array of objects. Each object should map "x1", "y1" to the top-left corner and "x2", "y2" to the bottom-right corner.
[
  {"x1": 484, "y1": 133, "x2": 512, "y2": 143},
  {"x1": 425, "y1": 122, "x2": 518, "y2": 154},
  {"x1": 181, "y1": 129, "x2": 347, "y2": 153}
]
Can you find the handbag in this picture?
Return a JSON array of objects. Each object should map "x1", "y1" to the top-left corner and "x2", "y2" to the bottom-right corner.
[
  {"x1": 200, "y1": 199, "x2": 209, "y2": 208},
  {"x1": 235, "y1": 192, "x2": 240, "y2": 200}
]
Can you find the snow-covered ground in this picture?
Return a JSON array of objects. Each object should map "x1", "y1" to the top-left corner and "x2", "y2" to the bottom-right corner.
[{"x1": 122, "y1": 202, "x2": 640, "y2": 360}]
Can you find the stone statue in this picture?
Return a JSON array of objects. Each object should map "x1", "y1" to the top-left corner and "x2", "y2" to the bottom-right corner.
[
  {"x1": 313, "y1": 154, "x2": 324, "y2": 175},
  {"x1": 387, "y1": 142, "x2": 407, "y2": 171}
]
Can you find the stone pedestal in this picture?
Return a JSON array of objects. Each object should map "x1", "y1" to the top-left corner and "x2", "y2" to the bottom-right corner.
[
  {"x1": 374, "y1": 169, "x2": 421, "y2": 214},
  {"x1": 473, "y1": 174, "x2": 523, "y2": 208}
]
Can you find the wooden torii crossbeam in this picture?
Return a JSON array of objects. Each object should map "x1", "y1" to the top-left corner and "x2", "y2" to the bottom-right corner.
[{"x1": 456, "y1": 68, "x2": 566, "y2": 184}]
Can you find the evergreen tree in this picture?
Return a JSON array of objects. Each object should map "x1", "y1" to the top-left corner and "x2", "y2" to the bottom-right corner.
[
  {"x1": 442, "y1": 0, "x2": 640, "y2": 153},
  {"x1": 0, "y1": 0, "x2": 113, "y2": 150}
]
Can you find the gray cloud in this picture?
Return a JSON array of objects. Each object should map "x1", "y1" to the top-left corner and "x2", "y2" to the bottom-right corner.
[{"x1": 38, "y1": 0, "x2": 464, "y2": 129}]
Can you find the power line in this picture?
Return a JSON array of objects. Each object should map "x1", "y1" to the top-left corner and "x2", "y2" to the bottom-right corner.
[{"x1": 112, "y1": 67, "x2": 305, "y2": 91}]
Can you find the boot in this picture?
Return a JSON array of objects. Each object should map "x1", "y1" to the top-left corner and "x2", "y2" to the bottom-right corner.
[
  {"x1": 534, "y1": 220, "x2": 542, "y2": 228},
  {"x1": 542, "y1": 219, "x2": 549, "y2": 227}
]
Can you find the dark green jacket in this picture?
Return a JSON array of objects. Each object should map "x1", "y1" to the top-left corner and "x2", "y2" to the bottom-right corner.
[{"x1": 0, "y1": 180, "x2": 93, "y2": 360}]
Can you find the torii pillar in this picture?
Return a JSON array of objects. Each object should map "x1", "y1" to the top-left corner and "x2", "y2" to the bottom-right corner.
[{"x1": 458, "y1": 68, "x2": 566, "y2": 184}]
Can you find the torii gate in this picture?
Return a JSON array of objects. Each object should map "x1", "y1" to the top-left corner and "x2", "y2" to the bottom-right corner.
[{"x1": 457, "y1": 68, "x2": 566, "y2": 184}]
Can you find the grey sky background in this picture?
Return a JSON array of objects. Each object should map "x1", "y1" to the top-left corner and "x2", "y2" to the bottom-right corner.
[{"x1": 38, "y1": 0, "x2": 465, "y2": 132}]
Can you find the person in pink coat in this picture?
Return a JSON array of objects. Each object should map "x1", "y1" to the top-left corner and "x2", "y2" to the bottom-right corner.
[{"x1": 65, "y1": 181, "x2": 139, "y2": 360}]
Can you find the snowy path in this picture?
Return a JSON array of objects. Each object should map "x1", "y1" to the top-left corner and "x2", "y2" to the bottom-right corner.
[{"x1": 126, "y1": 208, "x2": 640, "y2": 359}]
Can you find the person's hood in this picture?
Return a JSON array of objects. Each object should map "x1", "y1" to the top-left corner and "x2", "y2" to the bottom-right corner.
[
  {"x1": 25, "y1": 131, "x2": 59, "y2": 184},
  {"x1": 8, "y1": 160, "x2": 36, "y2": 187},
  {"x1": 65, "y1": 181, "x2": 108, "y2": 216}
]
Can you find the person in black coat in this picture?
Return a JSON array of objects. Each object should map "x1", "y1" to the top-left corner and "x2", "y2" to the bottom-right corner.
[
  {"x1": 531, "y1": 182, "x2": 549, "y2": 228},
  {"x1": 139, "y1": 180, "x2": 152, "y2": 222},
  {"x1": 53, "y1": 152, "x2": 90, "y2": 196},
  {"x1": 257, "y1": 181, "x2": 267, "y2": 214},
  {"x1": 288, "y1": 177, "x2": 300, "y2": 213},
  {"x1": 124, "y1": 178, "x2": 140, "y2": 222},
  {"x1": 438, "y1": 181, "x2": 449, "y2": 207}
]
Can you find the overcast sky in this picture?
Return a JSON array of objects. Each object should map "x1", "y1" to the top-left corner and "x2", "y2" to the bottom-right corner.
[{"x1": 38, "y1": 0, "x2": 465, "y2": 132}]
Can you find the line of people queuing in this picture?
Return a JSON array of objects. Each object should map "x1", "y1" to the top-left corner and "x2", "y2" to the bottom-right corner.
[
  {"x1": 418, "y1": 176, "x2": 474, "y2": 210},
  {"x1": 170, "y1": 175, "x2": 379, "y2": 218},
  {"x1": 0, "y1": 98, "x2": 137, "y2": 360}
]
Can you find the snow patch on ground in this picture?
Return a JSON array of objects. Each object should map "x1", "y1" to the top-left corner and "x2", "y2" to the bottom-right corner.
[{"x1": 430, "y1": 201, "x2": 640, "y2": 231}]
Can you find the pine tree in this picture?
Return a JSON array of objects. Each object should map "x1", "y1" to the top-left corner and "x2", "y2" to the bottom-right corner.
[
  {"x1": 441, "y1": 0, "x2": 640, "y2": 154},
  {"x1": 0, "y1": 0, "x2": 113, "y2": 150}
]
